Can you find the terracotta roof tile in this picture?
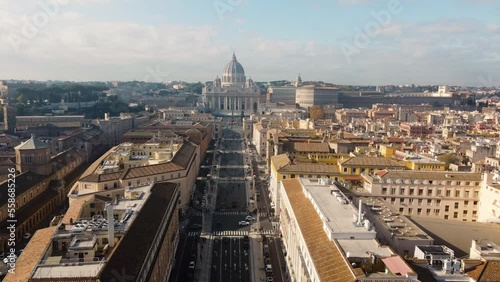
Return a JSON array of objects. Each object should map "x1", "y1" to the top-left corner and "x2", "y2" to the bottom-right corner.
[
  {"x1": 3, "y1": 227, "x2": 57, "y2": 282},
  {"x1": 282, "y1": 179, "x2": 356, "y2": 282}
]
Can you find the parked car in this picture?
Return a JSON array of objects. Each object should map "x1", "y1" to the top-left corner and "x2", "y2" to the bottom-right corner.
[
  {"x1": 188, "y1": 261, "x2": 195, "y2": 269},
  {"x1": 238, "y1": 221, "x2": 250, "y2": 226},
  {"x1": 23, "y1": 233, "x2": 31, "y2": 240},
  {"x1": 245, "y1": 216, "x2": 255, "y2": 221}
]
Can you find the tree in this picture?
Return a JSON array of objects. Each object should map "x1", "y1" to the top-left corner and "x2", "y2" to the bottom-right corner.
[
  {"x1": 438, "y1": 154, "x2": 459, "y2": 170},
  {"x1": 310, "y1": 105, "x2": 325, "y2": 120}
]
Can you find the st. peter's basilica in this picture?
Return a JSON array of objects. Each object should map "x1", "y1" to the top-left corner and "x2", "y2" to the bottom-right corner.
[{"x1": 202, "y1": 53, "x2": 262, "y2": 116}]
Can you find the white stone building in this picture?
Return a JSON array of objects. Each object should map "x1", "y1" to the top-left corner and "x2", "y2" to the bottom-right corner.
[
  {"x1": 477, "y1": 173, "x2": 500, "y2": 223},
  {"x1": 202, "y1": 53, "x2": 262, "y2": 116}
]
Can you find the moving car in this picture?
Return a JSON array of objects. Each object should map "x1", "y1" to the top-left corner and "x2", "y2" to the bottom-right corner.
[
  {"x1": 188, "y1": 261, "x2": 195, "y2": 269},
  {"x1": 245, "y1": 215, "x2": 255, "y2": 221},
  {"x1": 238, "y1": 221, "x2": 250, "y2": 226}
]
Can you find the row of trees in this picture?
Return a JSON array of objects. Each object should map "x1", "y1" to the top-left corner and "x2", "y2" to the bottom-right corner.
[{"x1": 16, "y1": 84, "x2": 109, "y2": 105}]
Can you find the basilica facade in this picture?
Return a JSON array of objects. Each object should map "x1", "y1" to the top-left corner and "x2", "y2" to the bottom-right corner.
[{"x1": 202, "y1": 53, "x2": 262, "y2": 116}]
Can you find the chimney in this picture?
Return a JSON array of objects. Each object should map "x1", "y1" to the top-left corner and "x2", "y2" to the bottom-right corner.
[
  {"x1": 107, "y1": 203, "x2": 115, "y2": 248},
  {"x1": 104, "y1": 113, "x2": 109, "y2": 120}
]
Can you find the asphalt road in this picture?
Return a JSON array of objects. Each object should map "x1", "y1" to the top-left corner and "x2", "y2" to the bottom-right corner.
[
  {"x1": 170, "y1": 235, "x2": 198, "y2": 282},
  {"x1": 211, "y1": 237, "x2": 250, "y2": 282}
]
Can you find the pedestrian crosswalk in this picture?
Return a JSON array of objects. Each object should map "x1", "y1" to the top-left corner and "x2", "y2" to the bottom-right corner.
[
  {"x1": 189, "y1": 230, "x2": 274, "y2": 237},
  {"x1": 214, "y1": 211, "x2": 248, "y2": 215},
  {"x1": 213, "y1": 230, "x2": 249, "y2": 236},
  {"x1": 260, "y1": 230, "x2": 275, "y2": 235},
  {"x1": 213, "y1": 211, "x2": 269, "y2": 217}
]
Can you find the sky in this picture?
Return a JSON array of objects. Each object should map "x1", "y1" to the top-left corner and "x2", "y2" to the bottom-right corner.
[{"x1": 1, "y1": 0, "x2": 499, "y2": 86}]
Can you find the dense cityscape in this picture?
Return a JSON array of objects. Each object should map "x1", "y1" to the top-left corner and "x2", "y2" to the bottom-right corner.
[
  {"x1": 0, "y1": 53, "x2": 499, "y2": 282},
  {"x1": 2, "y1": 1, "x2": 500, "y2": 282}
]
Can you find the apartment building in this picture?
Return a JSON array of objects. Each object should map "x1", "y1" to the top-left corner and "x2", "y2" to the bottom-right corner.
[
  {"x1": 4, "y1": 182, "x2": 180, "y2": 282},
  {"x1": 381, "y1": 148, "x2": 446, "y2": 171},
  {"x1": 400, "y1": 123, "x2": 434, "y2": 137},
  {"x1": 361, "y1": 171, "x2": 482, "y2": 221},
  {"x1": 0, "y1": 135, "x2": 85, "y2": 254},
  {"x1": 477, "y1": 173, "x2": 500, "y2": 223},
  {"x1": 295, "y1": 85, "x2": 340, "y2": 108},
  {"x1": 16, "y1": 115, "x2": 84, "y2": 130},
  {"x1": 279, "y1": 178, "x2": 420, "y2": 282},
  {"x1": 334, "y1": 109, "x2": 368, "y2": 123},
  {"x1": 267, "y1": 86, "x2": 297, "y2": 105},
  {"x1": 356, "y1": 197, "x2": 434, "y2": 257},
  {"x1": 69, "y1": 140, "x2": 199, "y2": 212},
  {"x1": 338, "y1": 156, "x2": 405, "y2": 175}
]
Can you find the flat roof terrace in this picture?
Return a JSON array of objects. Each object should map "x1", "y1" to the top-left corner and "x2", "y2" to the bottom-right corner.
[
  {"x1": 299, "y1": 178, "x2": 376, "y2": 240},
  {"x1": 362, "y1": 197, "x2": 432, "y2": 241},
  {"x1": 32, "y1": 184, "x2": 154, "y2": 279}
]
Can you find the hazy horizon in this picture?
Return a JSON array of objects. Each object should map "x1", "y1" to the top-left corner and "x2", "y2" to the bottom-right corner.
[{"x1": 1, "y1": 0, "x2": 499, "y2": 86}]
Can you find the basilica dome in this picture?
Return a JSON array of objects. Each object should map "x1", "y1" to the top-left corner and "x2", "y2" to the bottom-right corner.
[{"x1": 222, "y1": 53, "x2": 246, "y2": 86}]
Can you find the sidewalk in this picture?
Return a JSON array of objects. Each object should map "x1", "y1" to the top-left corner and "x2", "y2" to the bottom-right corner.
[
  {"x1": 196, "y1": 233, "x2": 213, "y2": 282},
  {"x1": 249, "y1": 232, "x2": 267, "y2": 282}
]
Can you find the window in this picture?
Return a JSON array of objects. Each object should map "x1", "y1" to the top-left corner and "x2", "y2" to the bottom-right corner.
[
  {"x1": 437, "y1": 199, "x2": 441, "y2": 205},
  {"x1": 409, "y1": 188, "x2": 414, "y2": 195},
  {"x1": 465, "y1": 190, "x2": 470, "y2": 197},
  {"x1": 391, "y1": 188, "x2": 396, "y2": 194},
  {"x1": 283, "y1": 176, "x2": 286, "y2": 179},
  {"x1": 400, "y1": 188, "x2": 406, "y2": 195},
  {"x1": 455, "y1": 190, "x2": 460, "y2": 197},
  {"x1": 417, "y1": 208, "x2": 422, "y2": 215},
  {"x1": 399, "y1": 208, "x2": 404, "y2": 213},
  {"x1": 400, "y1": 198, "x2": 404, "y2": 203},
  {"x1": 434, "y1": 209, "x2": 440, "y2": 214},
  {"x1": 454, "y1": 202, "x2": 459, "y2": 209},
  {"x1": 437, "y1": 190, "x2": 442, "y2": 196},
  {"x1": 427, "y1": 199, "x2": 432, "y2": 205},
  {"x1": 343, "y1": 167, "x2": 348, "y2": 173},
  {"x1": 408, "y1": 208, "x2": 413, "y2": 214},
  {"x1": 444, "y1": 215, "x2": 449, "y2": 219},
  {"x1": 446, "y1": 190, "x2": 451, "y2": 197},
  {"x1": 90, "y1": 203, "x2": 95, "y2": 208},
  {"x1": 445, "y1": 205, "x2": 450, "y2": 212},
  {"x1": 418, "y1": 199, "x2": 423, "y2": 205},
  {"x1": 453, "y1": 212, "x2": 458, "y2": 218},
  {"x1": 474, "y1": 201, "x2": 478, "y2": 206},
  {"x1": 463, "y1": 210, "x2": 468, "y2": 215},
  {"x1": 418, "y1": 189, "x2": 423, "y2": 196},
  {"x1": 382, "y1": 188, "x2": 387, "y2": 194},
  {"x1": 426, "y1": 209, "x2": 431, "y2": 215}
]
